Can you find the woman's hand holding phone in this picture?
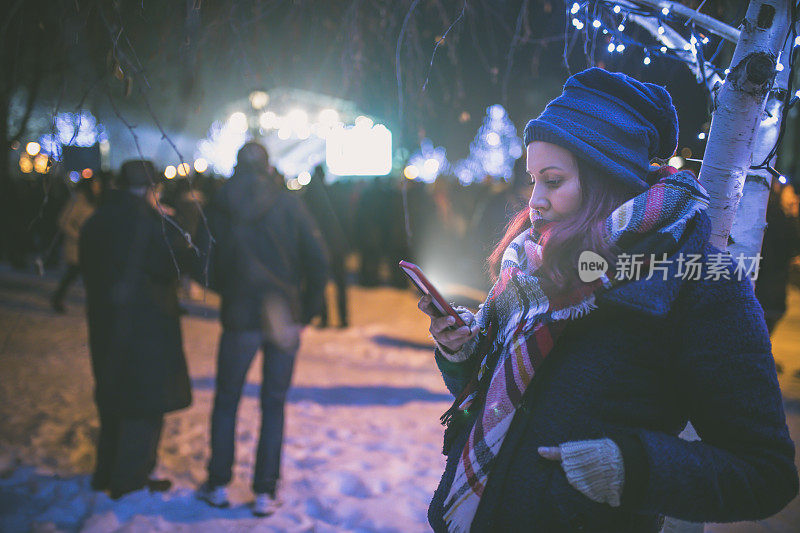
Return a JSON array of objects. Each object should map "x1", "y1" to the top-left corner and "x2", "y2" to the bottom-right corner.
[{"x1": 418, "y1": 294, "x2": 479, "y2": 353}]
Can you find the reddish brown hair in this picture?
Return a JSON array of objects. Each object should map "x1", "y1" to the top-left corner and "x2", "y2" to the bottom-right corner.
[{"x1": 487, "y1": 163, "x2": 639, "y2": 292}]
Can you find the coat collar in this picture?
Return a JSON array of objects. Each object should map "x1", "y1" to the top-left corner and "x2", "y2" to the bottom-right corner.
[{"x1": 596, "y1": 210, "x2": 712, "y2": 317}]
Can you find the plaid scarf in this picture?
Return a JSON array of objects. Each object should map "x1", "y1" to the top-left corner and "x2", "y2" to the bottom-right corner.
[{"x1": 441, "y1": 168, "x2": 709, "y2": 532}]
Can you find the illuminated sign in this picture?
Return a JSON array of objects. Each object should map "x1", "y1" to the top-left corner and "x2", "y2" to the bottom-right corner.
[{"x1": 325, "y1": 122, "x2": 392, "y2": 176}]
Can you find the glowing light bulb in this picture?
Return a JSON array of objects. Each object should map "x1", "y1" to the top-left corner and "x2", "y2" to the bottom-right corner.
[
  {"x1": 571, "y1": 2, "x2": 580, "y2": 15},
  {"x1": 698, "y1": 132, "x2": 706, "y2": 140},
  {"x1": 658, "y1": 26, "x2": 665, "y2": 35},
  {"x1": 164, "y1": 165, "x2": 177, "y2": 179},
  {"x1": 644, "y1": 56, "x2": 651, "y2": 65},
  {"x1": 25, "y1": 142, "x2": 40, "y2": 156},
  {"x1": 592, "y1": 19, "x2": 601, "y2": 28},
  {"x1": 661, "y1": 7, "x2": 670, "y2": 16},
  {"x1": 404, "y1": 165, "x2": 419, "y2": 180},
  {"x1": 618, "y1": 23, "x2": 625, "y2": 32},
  {"x1": 608, "y1": 43, "x2": 616, "y2": 53},
  {"x1": 616, "y1": 43, "x2": 625, "y2": 52},
  {"x1": 297, "y1": 171, "x2": 311, "y2": 186},
  {"x1": 613, "y1": 5, "x2": 621, "y2": 14},
  {"x1": 194, "y1": 158, "x2": 208, "y2": 173},
  {"x1": 778, "y1": 175, "x2": 787, "y2": 184}
]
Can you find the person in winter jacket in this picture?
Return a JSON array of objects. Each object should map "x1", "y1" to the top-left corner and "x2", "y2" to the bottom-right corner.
[
  {"x1": 79, "y1": 160, "x2": 193, "y2": 499},
  {"x1": 419, "y1": 68, "x2": 798, "y2": 533},
  {"x1": 196, "y1": 142, "x2": 328, "y2": 517},
  {"x1": 51, "y1": 176, "x2": 100, "y2": 313}
]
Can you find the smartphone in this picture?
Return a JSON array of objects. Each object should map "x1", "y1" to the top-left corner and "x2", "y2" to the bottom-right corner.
[{"x1": 399, "y1": 260, "x2": 467, "y2": 327}]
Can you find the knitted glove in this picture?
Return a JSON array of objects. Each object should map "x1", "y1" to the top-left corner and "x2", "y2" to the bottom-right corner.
[
  {"x1": 434, "y1": 306, "x2": 479, "y2": 363},
  {"x1": 559, "y1": 438, "x2": 625, "y2": 507}
]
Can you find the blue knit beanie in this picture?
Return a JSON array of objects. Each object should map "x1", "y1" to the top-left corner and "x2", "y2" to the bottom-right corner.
[{"x1": 523, "y1": 67, "x2": 678, "y2": 191}]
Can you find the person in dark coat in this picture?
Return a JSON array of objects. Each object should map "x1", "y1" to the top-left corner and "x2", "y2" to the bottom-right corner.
[
  {"x1": 755, "y1": 180, "x2": 800, "y2": 334},
  {"x1": 303, "y1": 166, "x2": 350, "y2": 327},
  {"x1": 197, "y1": 143, "x2": 328, "y2": 517},
  {"x1": 79, "y1": 159, "x2": 192, "y2": 499},
  {"x1": 419, "y1": 68, "x2": 798, "y2": 532}
]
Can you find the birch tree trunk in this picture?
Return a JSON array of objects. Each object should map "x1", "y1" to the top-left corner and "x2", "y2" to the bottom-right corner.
[
  {"x1": 698, "y1": 0, "x2": 791, "y2": 251},
  {"x1": 729, "y1": 28, "x2": 795, "y2": 269}
]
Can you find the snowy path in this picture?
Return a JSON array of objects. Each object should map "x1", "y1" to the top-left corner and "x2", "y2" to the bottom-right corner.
[
  {"x1": 1, "y1": 268, "x2": 799, "y2": 532},
  {"x1": 0, "y1": 271, "x2": 450, "y2": 532}
]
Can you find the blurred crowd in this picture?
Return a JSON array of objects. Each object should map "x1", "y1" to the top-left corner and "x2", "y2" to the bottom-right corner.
[{"x1": 0, "y1": 159, "x2": 534, "y2": 298}]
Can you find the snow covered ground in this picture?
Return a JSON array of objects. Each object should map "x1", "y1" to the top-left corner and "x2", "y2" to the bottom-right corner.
[{"x1": 1, "y1": 267, "x2": 799, "y2": 532}]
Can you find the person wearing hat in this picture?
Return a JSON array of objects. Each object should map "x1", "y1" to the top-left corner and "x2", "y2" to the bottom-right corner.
[
  {"x1": 79, "y1": 159, "x2": 193, "y2": 499},
  {"x1": 419, "y1": 68, "x2": 798, "y2": 532}
]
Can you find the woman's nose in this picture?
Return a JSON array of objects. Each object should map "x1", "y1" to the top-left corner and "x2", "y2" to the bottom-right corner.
[{"x1": 529, "y1": 190, "x2": 549, "y2": 210}]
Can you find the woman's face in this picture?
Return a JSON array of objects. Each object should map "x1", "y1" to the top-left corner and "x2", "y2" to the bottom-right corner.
[{"x1": 526, "y1": 141, "x2": 582, "y2": 223}]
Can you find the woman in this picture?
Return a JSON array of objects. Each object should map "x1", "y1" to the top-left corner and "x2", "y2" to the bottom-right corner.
[{"x1": 420, "y1": 68, "x2": 798, "y2": 532}]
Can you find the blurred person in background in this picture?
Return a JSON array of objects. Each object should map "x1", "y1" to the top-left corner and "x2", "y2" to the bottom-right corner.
[
  {"x1": 196, "y1": 142, "x2": 328, "y2": 517},
  {"x1": 51, "y1": 176, "x2": 101, "y2": 313},
  {"x1": 79, "y1": 159, "x2": 193, "y2": 499},
  {"x1": 303, "y1": 166, "x2": 350, "y2": 328},
  {"x1": 755, "y1": 179, "x2": 800, "y2": 334}
]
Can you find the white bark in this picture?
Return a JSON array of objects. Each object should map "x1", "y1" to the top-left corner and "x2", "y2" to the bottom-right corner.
[
  {"x1": 729, "y1": 28, "x2": 795, "y2": 274},
  {"x1": 697, "y1": 0, "x2": 791, "y2": 251}
]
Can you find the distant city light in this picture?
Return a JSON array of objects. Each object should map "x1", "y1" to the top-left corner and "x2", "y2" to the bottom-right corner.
[
  {"x1": 286, "y1": 178, "x2": 302, "y2": 191},
  {"x1": 698, "y1": 132, "x2": 707, "y2": 140},
  {"x1": 81, "y1": 168, "x2": 93, "y2": 179},
  {"x1": 297, "y1": 170, "x2": 312, "y2": 186},
  {"x1": 19, "y1": 155, "x2": 33, "y2": 173},
  {"x1": 661, "y1": 7, "x2": 670, "y2": 16},
  {"x1": 287, "y1": 109, "x2": 309, "y2": 131},
  {"x1": 660, "y1": 46, "x2": 667, "y2": 53},
  {"x1": 296, "y1": 124, "x2": 311, "y2": 140},
  {"x1": 423, "y1": 158, "x2": 440, "y2": 175},
  {"x1": 571, "y1": 2, "x2": 580, "y2": 15},
  {"x1": 592, "y1": 19, "x2": 601, "y2": 28},
  {"x1": 668, "y1": 156, "x2": 684, "y2": 169},
  {"x1": 194, "y1": 158, "x2": 208, "y2": 173},
  {"x1": 318, "y1": 108, "x2": 339, "y2": 125},
  {"x1": 177, "y1": 162, "x2": 191, "y2": 177},
  {"x1": 618, "y1": 24, "x2": 625, "y2": 32},
  {"x1": 643, "y1": 56, "x2": 651, "y2": 65},
  {"x1": 658, "y1": 26, "x2": 665, "y2": 35},
  {"x1": 25, "y1": 142, "x2": 40, "y2": 156},
  {"x1": 608, "y1": 43, "x2": 616, "y2": 53},
  {"x1": 776, "y1": 62, "x2": 784, "y2": 72},
  {"x1": 404, "y1": 165, "x2": 420, "y2": 180},
  {"x1": 69, "y1": 171, "x2": 80, "y2": 183},
  {"x1": 277, "y1": 127, "x2": 292, "y2": 140},
  {"x1": 164, "y1": 165, "x2": 177, "y2": 179},
  {"x1": 486, "y1": 132, "x2": 501, "y2": 146},
  {"x1": 616, "y1": 43, "x2": 625, "y2": 52},
  {"x1": 259, "y1": 111, "x2": 278, "y2": 130},
  {"x1": 354, "y1": 115, "x2": 374, "y2": 129},
  {"x1": 34, "y1": 154, "x2": 49, "y2": 174},
  {"x1": 613, "y1": 5, "x2": 621, "y2": 14},
  {"x1": 249, "y1": 90, "x2": 269, "y2": 110},
  {"x1": 228, "y1": 112, "x2": 248, "y2": 134},
  {"x1": 795, "y1": 35, "x2": 800, "y2": 47},
  {"x1": 778, "y1": 175, "x2": 787, "y2": 184}
]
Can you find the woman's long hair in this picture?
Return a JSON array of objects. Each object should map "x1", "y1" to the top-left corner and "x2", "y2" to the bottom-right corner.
[{"x1": 487, "y1": 162, "x2": 640, "y2": 292}]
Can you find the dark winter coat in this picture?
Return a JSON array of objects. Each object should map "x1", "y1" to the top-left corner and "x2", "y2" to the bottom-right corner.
[
  {"x1": 206, "y1": 170, "x2": 328, "y2": 331},
  {"x1": 428, "y1": 210, "x2": 798, "y2": 532},
  {"x1": 79, "y1": 190, "x2": 192, "y2": 416}
]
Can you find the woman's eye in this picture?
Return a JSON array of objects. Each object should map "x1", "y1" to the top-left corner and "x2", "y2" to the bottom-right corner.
[{"x1": 546, "y1": 179, "x2": 562, "y2": 187}]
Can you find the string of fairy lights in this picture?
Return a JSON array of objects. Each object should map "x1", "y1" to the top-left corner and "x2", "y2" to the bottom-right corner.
[{"x1": 564, "y1": 0, "x2": 800, "y2": 181}]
